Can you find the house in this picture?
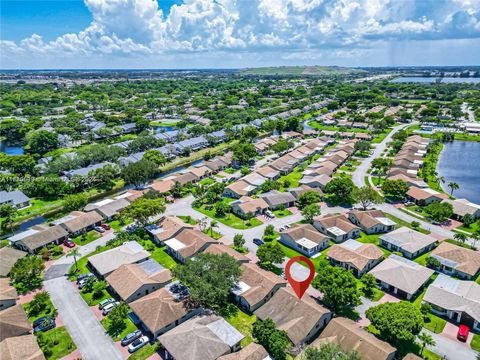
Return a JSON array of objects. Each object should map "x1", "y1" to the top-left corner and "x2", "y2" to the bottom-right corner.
[
  {"x1": 0, "y1": 247, "x2": 27, "y2": 277},
  {"x1": 230, "y1": 197, "x2": 269, "y2": 219},
  {"x1": 386, "y1": 174, "x2": 428, "y2": 188},
  {"x1": 258, "y1": 190, "x2": 296, "y2": 210},
  {"x1": 14, "y1": 225, "x2": 68, "y2": 254},
  {"x1": 280, "y1": 224, "x2": 330, "y2": 257},
  {"x1": 187, "y1": 166, "x2": 211, "y2": 179},
  {"x1": 232, "y1": 263, "x2": 286, "y2": 312},
  {"x1": 175, "y1": 136, "x2": 208, "y2": 152},
  {"x1": 130, "y1": 285, "x2": 201, "y2": 338},
  {"x1": 299, "y1": 174, "x2": 332, "y2": 190},
  {"x1": 0, "y1": 279, "x2": 17, "y2": 311},
  {"x1": 254, "y1": 287, "x2": 332, "y2": 345},
  {"x1": 164, "y1": 229, "x2": 217, "y2": 263},
  {"x1": 327, "y1": 240, "x2": 384, "y2": 277},
  {"x1": 106, "y1": 259, "x2": 172, "y2": 303},
  {"x1": 173, "y1": 172, "x2": 199, "y2": 186},
  {"x1": 217, "y1": 343, "x2": 270, "y2": 360},
  {"x1": 288, "y1": 185, "x2": 323, "y2": 200},
  {"x1": 0, "y1": 304, "x2": 31, "y2": 341},
  {"x1": 64, "y1": 162, "x2": 115, "y2": 179},
  {"x1": 224, "y1": 180, "x2": 257, "y2": 199},
  {"x1": 151, "y1": 179, "x2": 175, "y2": 194},
  {"x1": 369, "y1": 255, "x2": 434, "y2": 300},
  {"x1": 255, "y1": 166, "x2": 280, "y2": 181},
  {"x1": 54, "y1": 211, "x2": 103, "y2": 236},
  {"x1": 0, "y1": 335, "x2": 45, "y2": 360},
  {"x1": 441, "y1": 198, "x2": 480, "y2": 220},
  {"x1": 429, "y1": 242, "x2": 480, "y2": 279},
  {"x1": 379, "y1": 227, "x2": 437, "y2": 259},
  {"x1": 0, "y1": 190, "x2": 30, "y2": 209},
  {"x1": 84, "y1": 198, "x2": 131, "y2": 220},
  {"x1": 313, "y1": 317, "x2": 396, "y2": 360},
  {"x1": 423, "y1": 274, "x2": 480, "y2": 331},
  {"x1": 204, "y1": 244, "x2": 250, "y2": 263},
  {"x1": 159, "y1": 315, "x2": 244, "y2": 360},
  {"x1": 145, "y1": 216, "x2": 193, "y2": 245},
  {"x1": 406, "y1": 187, "x2": 448, "y2": 205},
  {"x1": 348, "y1": 210, "x2": 396, "y2": 234},
  {"x1": 87, "y1": 241, "x2": 150, "y2": 277},
  {"x1": 313, "y1": 214, "x2": 360, "y2": 242},
  {"x1": 241, "y1": 172, "x2": 267, "y2": 187}
]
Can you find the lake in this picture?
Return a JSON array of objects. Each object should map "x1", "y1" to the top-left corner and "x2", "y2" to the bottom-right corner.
[
  {"x1": 391, "y1": 77, "x2": 480, "y2": 84},
  {"x1": 437, "y1": 140, "x2": 480, "y2": 204}
]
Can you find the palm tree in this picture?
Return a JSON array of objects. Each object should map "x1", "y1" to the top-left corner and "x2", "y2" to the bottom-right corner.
[
  {"x1": 453, "y1": 232, "x2": 467, "y2": 245},
  {"x1": 209, "y1": 220, "x2": 218, "y2": 237},
  {"x1": 66, "y1": 248, "x2": 80, "y2": 272},
  {"x1": 448, "y1": 182, "x2": 459, "y2": 196},
  {"x1": 418, "y1": 332, "x2": 435, "y2": 355},
  {"x1": 198, "y1": 217, "x2": 208, "y2": 232}
]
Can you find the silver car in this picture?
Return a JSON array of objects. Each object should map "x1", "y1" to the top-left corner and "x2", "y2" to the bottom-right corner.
[{"x1": 128, "y1": 336, "x2": 149, "y2": 353}]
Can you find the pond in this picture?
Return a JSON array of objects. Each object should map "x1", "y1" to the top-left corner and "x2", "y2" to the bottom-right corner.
[
  {"x1": 437, "y1": 140, "x2": 480, "y2": 204},
  {"x1": 391, "y1": 77, "x2": 480, "y2": 84},
  {"x1": 0, "y1": 140, "x2": 24, "y2": 155}
]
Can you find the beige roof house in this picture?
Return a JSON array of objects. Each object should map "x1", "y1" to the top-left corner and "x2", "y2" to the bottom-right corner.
[
  {"x1": 406, "y1": 187, "x2": 448, "y2": 204},
  {"x1": 147, "y1": 216, "x2": 193, "y2": 244},
  {"x1": 106, "y1": 260, "x2": 172, "y2": 303},
  {"x1": 88, "y1": 241, "x2": 150, "y2": 277},
  {"x1": 85, "y1": 198, "x2": 131, "y2": 219},
  {"x1": 217, "y1": 343, "x2": 270, "y2": 360},
  {"x1": 151, "y1": 179, "x2": 175, "y2": 194},
  {"x1": 159, "y1": 315, "x2": 244, "y2": 360},
  {"x1": 225, "y1": 180, "x2": 257, "y2": 198},
  {"x1": 430, "y1": 242, "x2": 480, "y2": 278},
  {"x1": 0, "y1": 304, "x2": 31, "y2": 341},
  {"x1": 15, "y1": 225, "x2": 68, "y2": 253},
  {"x1": 313, "y1": 214, "x2": 360, "y2": 242},
  {"x1": 230, "y1": 197, "x2": 269, "y2": 218},
  {"x1": 0, "y1": 278, "x2": 17, "y2": 311},
  {"x1": 327, "y1": 239, "x2": 384, "y2": 276},
  {"x1": 0, "y1": 334, "x2": 45, "y2": 360},
  {"x1": 369, "y1": 255, "x2": 434, "y2": 299},
  {"x1": 313, "y1": 317, "x2": 396, "y2": 360},
  {"x1": 348, "y1": 210, "x2": 396, "y2": 233},
  {"x1": 232, "y1": 263, "x2": 286, "y2": 312},
  {"x1": 442, "y1": 198, "x2": 480, "y2": 219},
  {"x1": 379, "y1": 227, "x2": 437, "y2": 258},
  {"x1": 255, "y1": 166, "x2": 280, "y2": 180},
  {"x1": 164, "y1": 229, "x2": 217, "y2": 262},
  {"x1": 254, "y1": 287, "x2": 332, "y2": 345},
  {"x1": 0, "y1": 248, "x2": 27, "y2": 277},
  {"x1": 204, "y1": 244, "x2": 250, "y2": 263},
  {"x1": 56, "y1": 211, "x2": 103, "y2": 234},
  {"x1": 279, "y1": 223, "x2": 330, "y2": 257}
]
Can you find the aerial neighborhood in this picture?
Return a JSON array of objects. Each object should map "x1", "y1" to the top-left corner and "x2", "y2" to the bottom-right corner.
[{"x1": 0, "y1": 68, "x2": 479, "y2": 360}]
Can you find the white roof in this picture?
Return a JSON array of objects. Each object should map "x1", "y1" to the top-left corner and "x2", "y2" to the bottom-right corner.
[
  {"x1": 165, "y1": 238, "x2": 186, "y2": 251},
  {"x1": 296, "y1": 237, "x2": 320, "y2": 250},
  {"x1": 327, "y1": 226, "x2": 346, "y2": 236},
  {"x1": 376, "y1": 217, "x2": 397, "y2": 226},
  {"x1": 231, "y1": 281, "x2": 251, "y2": 296},
  {"x1": 207, "y1": 319, "x2": 244, "y2": 347},
  {"x1": 8, "y1": 228, "x2": 40, "y2": 243},
  {"x1": 91, "y1": 198, "x2": 115, "y2": 207},
  {"x1": 342, "y1": 239, "x2": 363, "y2": 251},
  {"x1": 114, "y1": 192, "x2": 134, "y2": 200}
]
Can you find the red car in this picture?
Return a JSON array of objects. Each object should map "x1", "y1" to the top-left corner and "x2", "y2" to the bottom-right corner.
[
  {"x1": 101, "y1": 223, "x2": 111, "y2": 230},
  {"x1": 457, "y1": 324, "x2": 470, "y2": 342},
  {"x1": 64, "y1": 239, "x2": 76, "y2": 248}
]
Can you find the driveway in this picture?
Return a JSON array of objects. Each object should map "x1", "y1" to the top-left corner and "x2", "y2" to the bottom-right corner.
[
  {"x1": 421, "y1": 329, "x2": 477, "y2": 360},
  {"x1": 44, "y1": 277, "x2": 123, "y2": 360}
]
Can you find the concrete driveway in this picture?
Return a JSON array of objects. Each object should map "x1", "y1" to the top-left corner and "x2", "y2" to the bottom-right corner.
[{"x1": 421, "y1": 329, "x2": 477, "y2": 360}]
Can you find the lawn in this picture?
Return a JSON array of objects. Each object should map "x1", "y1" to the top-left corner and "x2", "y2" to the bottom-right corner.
[
  {"x1": 413, "y1": 251, "x2": 431, "y2": 266},
  {"x1": 72, "y1": 230, "x2": 101, "y2": 246},
  {"x1": 273, "y1": 209, "x2": 293, "y2": 218},
  {"x1": 178, "y1": 215, "x2": 199, "y2": 225},
  {"x1": 203, "y1": 228, "x2": 223, "y2": 240},
  {"x1": 385, "y1": 213, "x2": 430, "y2": 234},
  {"x1": 24, "y1": 298, "x2": 57, "y2": 323},
  {"x1": 194, "y1": 203, "x2": 262, "y2": 229},
  {"x1": 221, "y1": 304, "x2": 256, "y2": 347},
  {"x1": 455, "y1": 222, "x2": 479, "y2": 234},
  {"x1": 272, "y1": 239, "x2": 329, "y2": 271},
  {"x1": 102, "y1": 316, "x2": 138, "y2": 341},
  {"x1": 146, "y1": 243, "x2": 178, "y2": 269},
  {"x1": 356, "y1": 232, "x2": 392, "y2": 257},
  {"x1": 80, "y1": 288, "x2": 112, "y2": 306},
  {"x1": 198, "y1": 178, "x2": 215, "y2": 186},
  {"x1": 36, "y1": 326, "x2": 77, "y2": 360},
  {"x1": 423, "y1": 313, "x2": 447, "y2": 334},
  {"x1": 278, "y1": 168, "x2": 304, "y2": 188},
  {"x1": 471, "y1": 333, "x2": 480, "y2": 352},
  {"x1": 128, "y1": 343, "x2": 160, "y2": 360}
]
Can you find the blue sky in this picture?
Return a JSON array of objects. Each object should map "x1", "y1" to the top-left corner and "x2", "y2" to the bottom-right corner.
[{"x1": 1, "y1": 0, "x2": 479, "y2": 69}]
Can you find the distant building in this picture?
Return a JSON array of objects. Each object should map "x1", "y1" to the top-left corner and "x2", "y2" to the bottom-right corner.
[{"x1": 0, "y1": 190, "x2": 30, "y2": 209}]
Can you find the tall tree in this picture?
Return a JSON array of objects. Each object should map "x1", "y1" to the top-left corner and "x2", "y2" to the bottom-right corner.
[
  {"x1": 257, "y1": 243, "x2": 284, "y2": 267},
  {"x1": 10, "y1": 256, "x2": 45, "y2": 292},
  {"x1": 121, "y1": 159, "x2": 158, "y2": 189},
  {"x1": 301, "y1": 203, "x2": 321, "y2": 223},
  {"x1": 418, "y1": 332, "x2": 435, "y2": 355},
  {"x1": 120, "y1": 197, "x2": 165, "y2": 225},
  {"x1": 447, "y1": 182, "x2": 459, "y2": 196},
  {"x1": 353, "y1": 186, "x2": 382, "y2": 210}
]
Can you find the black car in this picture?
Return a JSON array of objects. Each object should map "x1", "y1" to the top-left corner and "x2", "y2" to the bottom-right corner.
[
  {"x1": 33, "y1": 316, "x2": 55, "y2": 333},
  {"x1": 121, "y1": 330, "x2": 142, "y2": 346},
  {"x1": 253, "y1": 238, "x2": 264, "y2": 246}
]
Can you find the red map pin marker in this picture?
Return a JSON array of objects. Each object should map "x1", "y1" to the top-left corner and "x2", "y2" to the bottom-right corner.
[{"x1": 285, "y1": 256, "x2": 315, "y2": 300}]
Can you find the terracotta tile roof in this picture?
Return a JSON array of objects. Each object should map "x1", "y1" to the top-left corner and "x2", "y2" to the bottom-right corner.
[
  {"x1": 348, "y1": 210, "x2": 388, "y2": 230},
  {"x1": 0, "y1": 248, "x2": 27, "y2": 277},
  {"x1": 151, "y1": 179, "x2": 175, "y2": 194}
]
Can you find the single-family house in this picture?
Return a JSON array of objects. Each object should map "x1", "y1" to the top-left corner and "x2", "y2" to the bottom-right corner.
[
  {"x1": 217, "y1": 343, "x2": 270, "y2": 360},
  {"x1": 327, "y1": 239, "x2": 384, "y2": 277},
  {"x1": 0, "y1": 279, "x2": 17, "y2": 311},
  {"x1": 241, "y1": 173, "x2": 267, "y2": 187},
  {"x1": 254, "y1": 287, "x2": 332, "y2": 345},
  {"x1": 348, "y1": 210, "x2": 396, "y2": 234},
  {"x1": 151, "y1": 179, "x2": 175, "y2": 194},
  {"x1": 164, "y1": 229, "x2": 217, "y2": 263},
  {"x1": 14, "y1": 225, "x2": 68, "y2": 254},
  {"x1": 106, "y1": 259, "x2": 172, "y2": 303},
  {"x1": 159, "y1": 315, "x2": 244, "y2": 360},
  {"x1": 0, "y1": 335, "x2": 45, "y2": 360},
  {"x1": 423, "y1": 274, "x2": 480, "y2": 331},
  {"x1": 369, "y1": 255, "x2": 434, "y2": 300},
  {"x1": 130, "y1": 285, "x2": 201, "y2": 338},
  {"x1": 232, "y1": 263, "x2": 286, "y2": 313},
  {"x1": 0, "y1": 247, "x2": 27, "y2": 277},
  {"x1": 173, "y1": 172, "x2": 199, "y2": 186},
  {"x1": 0, "y1": 191, "x2": 30, "y2": 209},
  {"x1": 280, "y1": 224, "x2": 330, "y2": 257},
  {"x1": 145, "y1": 216, "x2": 193, "y2": 245},
  {"x1": 429, "y1": 242, "x2": 480, "y2": 280},
  {"x1": 259, "y1": 190, "x2": 296, "y2": 210},
  {"x1": 299, "y1": 174, "x2": 332, "y2": 190},
  {"x1": 406, "y1": 187, "x2": 448, "y2": 205},
  {"x1": 288, "y1": 185, "x2": 323, "y2": 200},
  {"x1": 0, "y1": 304, "x2": 31, "y2": 341},
  {"x1": 255, "y1": 166, "x2": 280, "y2": 181},
  {"x1": 379, "y1": 227, "x2": 437, "y2": 259},
  {"x1": 84, "y1": 198, "x2": 131, "y2": 220},
  {"x1": 224, "y1": 180, "x2": 257, "y2": 199},
  {"x1": 87, "y1": 241, "x2": 150, "y2": 277},
  {"x1": 55, "y1": 211, "x2": 103, "y2": 236},
  {"x1": 204, "y1": 244, "x2": 250, "y2": 263},
  {"x1": 230, "y1": 196, "x2": 269, "y2": 219},
  {"x1": 313, "y1": 214, "x2": 360, "y2": 242},
  {"x1": 313, "y1": 317, "x2": 396, "y2": 360},
  {"x1": 441, "y1": 199, "x2": 480, "y2": 221}
]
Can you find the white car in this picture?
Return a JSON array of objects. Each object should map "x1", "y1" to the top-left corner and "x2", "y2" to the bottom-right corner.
[
  {"x1": 102, "y1": 301, "x2": 120, "y2": 316},
  {"x1": 128, "y1": 336, "x2": 149, "y2": 353},
  {"x1": 284, "y1": 224, "x2": 291, "y2": 229}
]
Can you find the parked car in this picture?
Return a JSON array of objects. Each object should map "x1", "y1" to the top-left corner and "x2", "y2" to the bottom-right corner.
[
  {"x1": 128, "y1": 336, "x2": 149, "y2": 353},
  {"x1": 101, "y1": 223, "x2": 111, "y2": 230},
  {"x1": 98, "y1": 298, "x2": 115, "y2": 310},
  {"x1": 102, "y1": 301, "x2": 120, "y2": 316},
  {"x1": 33, "y1": 316, "x2": 55, "y2": 333},
  {"x1": 457, "y1": 325, "x2": 470, "y2": 342},
  {"x1": 284, "y1": 224, "x2": 291, "y2": 229},
  {"x1": 78, "y1": 277, "x2": 93, "y2": 289},
  {"x1": 121, "y1": 330, "x2": 142, "y2": 346},
  {"x1": 265, "y1": 210, "x2": 275, "y2": 218},
  {"x1": 76, "y1": 273, "x2": 94, "y2": 284},
  {"x1": 253, "y1": 238, "x2": 264, "y2": 246},
  {"x1": 94, "y1": 226, "x2": 105, "y2": 233},
  {"x1": 64, "y1": 239, "x2": 76, "y2": 248},
  {"x1": 279, "y1": 226, "x2": 286, "y2": 232}
]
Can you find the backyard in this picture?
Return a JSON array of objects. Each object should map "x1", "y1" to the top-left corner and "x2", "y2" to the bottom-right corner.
[
  {"x1": 194, "y1": 200, "x2": 262, "y2": 229},
  {"x1": 36, "y1": 327, "x2": 77, "y2": 360}
]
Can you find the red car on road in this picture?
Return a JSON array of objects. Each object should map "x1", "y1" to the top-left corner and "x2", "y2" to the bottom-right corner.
[
  {"x1": 457, "y1": 324, "x2": 470, "y2": 342},
  {"x1": 64, "y1": 239, "x2": 76, "y2": 248},
  {"x1": 101, "y1": 223, "x2": 111, "y2": 230}
]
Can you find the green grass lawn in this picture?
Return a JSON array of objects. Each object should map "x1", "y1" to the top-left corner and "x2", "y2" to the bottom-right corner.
[
  {"x1": 72, "y1": 230, "x2": 101, "y2": 246},
  {"x1": 385, "y1": 213, "x2": 430, "y2": 234},
  {"x1": 272, "y1": 239, "x2": 330, "y2": 271},
  {"x1": 23, "y1": 298, "x2": 57, "y2": 323},
  {"x1": 198, "y1": 178, "x2": 215, "y2": 186},
  {"x1": 278, "y1": 168, "x2": 304, "y2": 188},
  {"x1": 224, "y1": 167, "x2": 236, "y2": 174},
  {"x1": 413, "y1": 251, "x2": 431, "y2": 266},
  {"x1": 80, "y1": 288, "x2": 111, "y2": 306},
  {"x1": 471, "y1": 333, "x2": 480, "y2": 352},
  {"x1": 423, "y1": 313, "x2": 447, "y2": 334},
  {"x1": 101, "y1": 316, "x2": 138, "y2": 341},
  {"x1": 146, "y1": 244, "x2": 178, "y2": 269},
  {"x1": 36, "y1": 326, "x2": 77, "y2": 360},
  {"x1": 221, "y1": 304, "x2": 256, "y2": 347},
  {"x1": 128, "y1": 343, "x2": 160, "y2": 360},
  {"x1": 203, "y1": 228, "x2": 223, "y2": 240},
  {"x1": 273, "y1": 209, "x2": 293, "y2": 218},
  {"x1": 178, "y1": 215, "x2": 198, "y2": 225},
  {"x1": 455, "y1": 222, "x2": 479, "y2": 234},
  {"x1": 194, "y1": 203, "x2": 262, "y2": 229},
  {"x1": 15, "y1": 197, "x2": 64, "y2": 222}
]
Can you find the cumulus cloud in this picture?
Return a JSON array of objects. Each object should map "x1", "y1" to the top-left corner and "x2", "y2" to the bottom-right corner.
[{"x1": 1, "y1": 0, "x2": 480, "y2": 67}]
